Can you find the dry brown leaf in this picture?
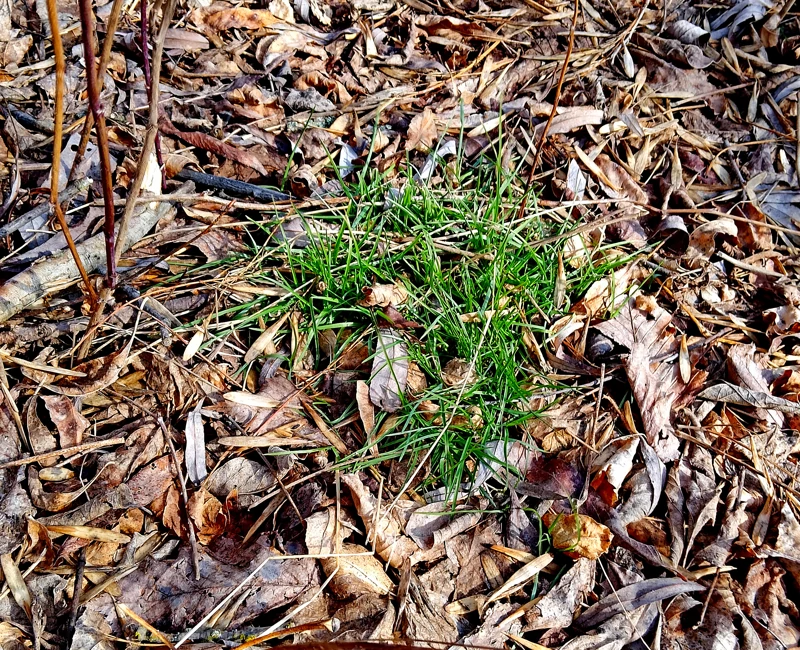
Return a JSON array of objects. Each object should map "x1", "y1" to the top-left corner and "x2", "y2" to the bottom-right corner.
[
  {"x1": 320, "y1": 543, "x2": 394, "y2": 597},
  {"x1": 0, "y1": 553, "x2": 31, "y2": 619},
  {"x1": 341, "y1": 473, "x2": 419, "y2": 568},
  {"x1": 686, "y1": 218, "x2": 738, "y2": 267},
  {"x1": 594, "y1": 297, "x2": 687, "y2": 462},
  {"x1": 355, "y1": 380, "x2": 375, "y2": 436},
  {"x1": 358, "y1": 282, "x2": 409, "y2": 307},
  {"x1": 442, "y1": 358, "x2": 478, "y2": 389},
  {"x1": 524, "y1": 558, "x2": 596, "y2": 630},
  {"x1": 41, "y1": 395, "x2": 89, "y2": 449},
  {"x1": 163, "y1": 28, "x2": 210, "y2": 52},
  {"x1": 75, "y1": 539, "x2": 317, "y2": 643},
  {"x1": 205, "y1": 8, "x2": 280, "y2": 30},
  {"x1": 545, "y1": 513, "x2": 612, "y2": 560},
  {"x1": 187, "y1": 488, "x2": 226, "y2": 544},
  {"x1": 406, "y1": 108, "x2": 438, "y2": 152}
]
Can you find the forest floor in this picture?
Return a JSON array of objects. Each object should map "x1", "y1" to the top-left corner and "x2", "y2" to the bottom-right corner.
[{"x1": 1, "y1": 0, "x2": 800, "y2": 647}]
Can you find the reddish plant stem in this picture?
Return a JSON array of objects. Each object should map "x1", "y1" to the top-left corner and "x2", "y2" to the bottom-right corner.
[
  {"x1": 77, "y1": 0, "x2": 117, "y2": 287},
  {"x1": 139, "y1": 0, "x2": 166, "y2": 189},
  {"x1": 45, "y1": 0, "x2": 98, "y2": 305},
  {"x1": 66, "y1": 0, "x2": 124, "y2": 189}
]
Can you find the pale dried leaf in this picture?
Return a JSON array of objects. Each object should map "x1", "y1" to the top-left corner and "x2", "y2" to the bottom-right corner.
[
  {"x1": 406, "y1": 108, "x2": 438, "y2": 152},
  {"x1": 369, "y1": 331, "x2": 408, "y2": 412},
  {"x1": 320, "y1": 543, "x2": 394, "y2": 597},
  {"x1": 185, "y1": 399, "x2": 206, "y2": 484}
]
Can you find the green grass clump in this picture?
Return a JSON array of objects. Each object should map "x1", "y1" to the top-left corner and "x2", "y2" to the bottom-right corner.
[{"x1": 179, "y1": 146, "x2": 632, "y2": 498}]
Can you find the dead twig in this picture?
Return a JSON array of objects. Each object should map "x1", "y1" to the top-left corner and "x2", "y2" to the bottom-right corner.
[
  {"x1": 115, "y1": 0, "x2": 178, "y2": 264},
  {"x1": 0, "y1": 437, "x2": 125, "y2": 470},
  {"x1": 67, "y1": 549, "x2": 87, "y2": 637},
  {"x1": 139, "y1": 0, "x2": 166, "y2": 190},
  {"x1": 516, "y1": 0, "x2": 580, "y2": 221},
  {"x1": 45, "y1": 0, "x2": 97, "y2": 306},
  {"x1": 0, "y1": 178, "x2": 91, "y2": 238},
  {"x1": 77, "y1": 0, "x2": 118, "y2": 287},
  {"x1": 67, "y1": 0, "x2": 124, "y2": 189}
]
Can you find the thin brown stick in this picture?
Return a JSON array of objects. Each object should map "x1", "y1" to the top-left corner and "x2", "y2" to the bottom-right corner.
[
  {"x1": 515, "y1": 0, "x2": 580, "y2": 221},
  {"x1": 0, "y1": 437, "x2": 125, "y2": 470},
  {"x1": 44, "y1": 0, "x2": 97, "y2": 305},
  {"x1": 77, "y1": 0, "x2": 118, "y2": 287},
  {"x1": 67, "y1": 0, "x2": 124, "y2": 189},
  {"x1": 139, "y1": 0, "x2": 166, "y2": 189},
  {"x1": 157, "y1": 416, "x2": 201, "y2": 580},
  {"x1": 115, "y1": 0, "x2": 178, "y2": 263},
  {"x1": 67, "y1": 549, "x2": 86, "y2": 637}
]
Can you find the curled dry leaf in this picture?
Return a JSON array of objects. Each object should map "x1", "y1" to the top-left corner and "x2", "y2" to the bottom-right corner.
[
  {"x1": 442, "y1": 358, "x2": 478, "y2": 389},
  {"x1": 590, "y1": 437, "x2": 639, "y2": 506},
  {"x1": 686, "y1": 218, "x2": 738, "y2": 268},
  {"x1": 0, "y1": 553, "x2": 31, "y2": 619},
  {"x1": 544, "y1": 513, "x2": 612, "y2": 560},
  {"x1": 41, "y1": 395, "x2": 88, "y2": 448},
  {"x1": 358, "y1": 282, "x2": 409, "y2": 308},
  {"x1": 485, "y1": 553, "x2": 553, "y2": 604},
  {"x1": 187, "y1": 488, "x2": 226, "y2": 544}
]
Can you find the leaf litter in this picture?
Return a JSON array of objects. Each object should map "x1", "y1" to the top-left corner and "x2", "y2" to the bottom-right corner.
[{"x1": 1, "y1": 0, "x2": 800, "y2": 646}]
